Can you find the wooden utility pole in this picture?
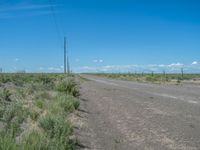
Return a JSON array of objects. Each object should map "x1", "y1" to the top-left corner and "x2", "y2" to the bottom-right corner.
[
  {"x1": 67, "y1": 50, "x2": 70, "y2": 74},
  {"x1": 181, "y1": 68, "x2": 184, "y2": 79},
  {"x1": 163, "y1": 70, "x2": 166, "y2": 77},
  {"x1": 64, "y1": 37, "x2": 66, "y2": 74},
  {"x1": 64, "y1": 36, "x2": 70, "y2": 74},
  {"x1": 151, "y1": 71, "x2": 154, "y2": 77}
]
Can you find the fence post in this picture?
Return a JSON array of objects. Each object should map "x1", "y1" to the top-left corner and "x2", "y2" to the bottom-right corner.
[
  {"x1": 181, "y1": 68, "x2": 184, "y2": 79},
  {"x1": 151, "y1": 71, "x2": 154, "y2": 77}
]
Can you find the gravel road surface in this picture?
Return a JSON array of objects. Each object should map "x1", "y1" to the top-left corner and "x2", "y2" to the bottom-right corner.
[{"x1": 76, "y1": 75, "x2": 200, "y2": 150}]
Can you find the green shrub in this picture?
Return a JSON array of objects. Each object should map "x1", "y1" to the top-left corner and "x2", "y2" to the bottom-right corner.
[
  {"x1": 39, "y1": 115, "x2": 74, "y2": 149},
  {"x1": 29, "y1": 111, "x2": 39, "y2": 121},
  {"x1": 20, "y1": 130, "x2": 48, "y2": 150},
  {"x1": 34, "y1": 74, "x2": 55, "y2": 89},
  {"x1": 73, "y1": 98, "x2": 80, "y2": 110},
  {"x1": 0, "y1": 75, "x2": 11, "y2": 84},
  {"x1": 35, "y1": 99, "x2": 44, "y2": 109},
  {"x1": 0, "y1": 105, "x2": 5, "y2": 119},
  {"x1": 177, "y1": 77, "x2": 182, "y2": 84},
  {"x1": 35, "y1": 91, "x2": 51, "y2": 100},
  {"x1": 55, "y1": 94, "x2": 80, "y2": 113},
  {"x1": 39, "y1": 115, "x2": 56, "y2": 134},
  {"x1": 56, "y1": 78, "x2": 80, "y2": 97},
  {"x1": 0, "y1": 88, "x2": 12, "y2": 102},
  {"x1": 146, "y1": 76, "x2": 158, "y2": 82},
  {"x1": 0, "y1": 133, "x2": 17, "y2": 150},
  {"x1": 2, "y1": 102, "x2": 28, "y2": 135}
]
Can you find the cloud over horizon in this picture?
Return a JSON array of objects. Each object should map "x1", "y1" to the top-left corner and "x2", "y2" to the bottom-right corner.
[{"x1": 74, "y1": 61, "x2": 200, "y2": 73}]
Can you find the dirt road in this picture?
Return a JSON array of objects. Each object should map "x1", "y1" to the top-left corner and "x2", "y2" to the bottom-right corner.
[{"x1": 76, "y1": 75, "x2": 200, "y2": 150}]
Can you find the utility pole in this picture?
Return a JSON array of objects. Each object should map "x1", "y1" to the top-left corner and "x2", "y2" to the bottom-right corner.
[
  {"x1": 151, "y1": 71, "x2": 154, "y2": 77},
  {"x1": 163, "y1": 70, "x2": 166, "y2": 77},
  {"x1": 64, "y1": 36, "x2": 70, "y2": 74},
  {"x1": 67, "y1": 50, "x2": 70, "y2": 74},
  {"x1": 64, "y1": 37, "x2": 66, "y2": 74},
  {"x1": 181, "y1": 68, "x2": 184, "y2": 79}
]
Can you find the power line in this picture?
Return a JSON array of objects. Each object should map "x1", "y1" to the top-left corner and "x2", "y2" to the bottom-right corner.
[
  {"x1": 48, "y1": 0, "x2": 70, "y2": 74},
  {"x1": 48, "y1": 0, "x2": 63, "y2": 45}
]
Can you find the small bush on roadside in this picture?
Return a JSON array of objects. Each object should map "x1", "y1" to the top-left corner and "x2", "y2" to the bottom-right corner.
[
  {"x1": 29, "y1": 110, "x2": 39, "y2": 121},
  {"x1": 57, "y1": 94, "x2": 80, "y2": 113},
  {"x1": 0, "y1": 133, "x2": 17, "y2": 150},
  {"x1": 56, "y1": 78, "x2": 80, "y2": 97},
  {"x1": 146, "y1": 76, "x2": 159, "y2": 82},
  {"x1": 177, "y1": 77, "x2": 182, "y2": 84},
  {"x1": 20, "y1": 130, "x2": 48, "y2": 150},
  {"x1": 39, "y1": 115, "x2": 74, "y2": 149},
  {"x1": 73, "y1": 98, "x2": 80, "y2": 110},
  {"x1": 34, "y1": 99, "x2": 44, "y2": 109}
]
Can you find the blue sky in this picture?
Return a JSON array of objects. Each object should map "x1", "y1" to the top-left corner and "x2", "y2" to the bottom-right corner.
[{"x1": 0, "y1": 0, "x2": 200, "y2": 73}]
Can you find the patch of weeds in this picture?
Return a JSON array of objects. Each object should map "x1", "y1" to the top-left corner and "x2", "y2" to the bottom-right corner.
[
  {"x1": 73, "y1": 98, "x2": 80, "y2": 110},
  {"x1": 145, "y1": 76, "x2": 159, "y2": 82},
  {"x1": 16, "y1": 88, "x2": 26, "y2": 98},
  {"x1": 29, "y1": 110, "x2": 39, "y2": 121},
  {"x1": 0, "y1": 105, "x2": 5, "y2": 119},
  {"x1": 39, "y1": 115, "x2": 75, "y2": 150},
  {"x1": 34, "y1": 99, "x2": 44, "y2": 109},
  {"x1": 177, "y1": 77, "x2": 182, "y2": 84},
  {"x1": 35, "y1": 91, "x2": 51, "y2": 100},
  {"x1": 3, "y1": 102, "x2": 29, "y2": 135},
  {"x1": 39, "y1": 115, "x2": 56, "y2": 134},
  {"x1": 55, "y1": 94, "x2": 80, "y2": 113},
  {"x1": 0, "y1": 133, "x2": 18, "y2": 150},
  {"x1": 24, "y1": 84, "x2": 36, "y2": 95},
  {"x1": 0, "y1": 75, "x2": 11, "y2": 84},
  {"x1": 20, "y1": 130, "x2": 48, "y2": 150},
  {"x1": 34, "y1": 74, "x2": 55, "y2": 89},
  {"x1": 165, "y1": 76, "x2": 170, "y2": 82},
  {"x1": 56, "y1": 78, "x2": 80, "y2": 97},
  {"x1": 114, "y1": 138, "x2": 121, "y2": 144},
  {"x1": 0, "y1": 88, "x2": 12, "y2": 102}
]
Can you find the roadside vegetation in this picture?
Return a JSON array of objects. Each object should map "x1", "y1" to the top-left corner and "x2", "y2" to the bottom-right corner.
[
  {"x1": 93, "y1": 73, "x2": 200, "y2": 84},
  {"x1": 0, "y1": 73, "x2": 80, "y2": 150}
]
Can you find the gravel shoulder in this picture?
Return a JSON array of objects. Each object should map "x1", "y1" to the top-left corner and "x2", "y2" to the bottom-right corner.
[{"x1": 76, "y1": 75, "x2": 200, "y2": 150}]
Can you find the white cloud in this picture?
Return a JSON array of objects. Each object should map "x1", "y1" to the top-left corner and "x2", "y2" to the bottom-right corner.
[
  {"x1": 158, "y1": 64, "x2": 165, "y2": 67},
  {"x1": 74, "y1": 62, "x2": 200, "y2": 73},
  {"x1": 48, "y1": 66, "x2": 63, "y2": 72},
  {"x1": 168, "y1": 62, "x2": 183, "y2": 67},
  {"x1": 82, "y1": 66, "x2": 89, "y2": 69},
  {"x1": 192, "y1": 61, "x2": 198, "y2": 65},
  {"x1": 93, "y1": 59, "x2": 103, "y2": 63}
]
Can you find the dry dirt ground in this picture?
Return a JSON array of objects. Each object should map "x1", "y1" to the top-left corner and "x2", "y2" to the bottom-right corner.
[{"x1": 74, "y1": 75, "x2": 200, "y2": 150}]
